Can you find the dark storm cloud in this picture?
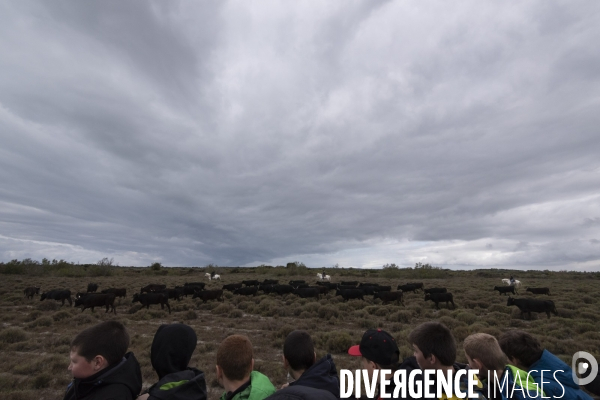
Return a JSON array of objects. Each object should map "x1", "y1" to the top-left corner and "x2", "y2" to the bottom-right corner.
[{"x1": 1, "y1": 1, "x2": 599, "y2": 270}]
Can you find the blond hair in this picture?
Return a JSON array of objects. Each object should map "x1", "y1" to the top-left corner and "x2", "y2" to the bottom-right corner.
[{"x1": 463, "y1": 333, "x2": 508, "y2": 371}]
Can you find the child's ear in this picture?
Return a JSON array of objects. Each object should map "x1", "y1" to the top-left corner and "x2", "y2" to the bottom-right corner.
[
  {"x1": 93, "y1": 355, "x2": 108, "y2": 371},
  {"x1": 426, "y1": 353, "x2": 437, "y2": 366},
  {"x1": 472, "y1": 358, "x2": 484, "y2": 371},
  {"x1": 282, "y1": 355, "x2": 290, "y2": 370},
  {"x1": 367, "y1": 359, "x2": 378, "y2": 370}
]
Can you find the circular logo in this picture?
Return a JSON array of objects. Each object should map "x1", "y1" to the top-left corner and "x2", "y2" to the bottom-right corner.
[{"x1": 572, "y1": 351, "x2": 598, "y2": 386}]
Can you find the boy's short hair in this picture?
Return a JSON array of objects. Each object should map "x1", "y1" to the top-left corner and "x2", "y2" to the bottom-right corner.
[
  {"x1": 498, "y1": 330, "x2": 543, "y2": 369},
  {"x1": 71, "y1": 320, "x2": 129, "y2": 365},
  {"x1": 463, "y1": 333, "x2": 508, "y2": 371},
  {"x1": 217, "y1": 335, "x2": 253, "y2": 381},
  {"x1": 408, "y1": 322, "x2": 456, "y2": 366},
  {"x1": 284, "y1": 330, "x2": 315, "y2": 371}
]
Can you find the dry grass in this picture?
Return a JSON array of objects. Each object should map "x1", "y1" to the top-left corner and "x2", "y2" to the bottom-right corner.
[{"x1": 0, "y1": 268, "x2": 599, "y2": 399}]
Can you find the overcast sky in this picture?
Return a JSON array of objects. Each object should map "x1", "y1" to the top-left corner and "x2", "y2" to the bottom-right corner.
[{"x1": 1, "y1": 1, "x2": 599, "y2": 270}]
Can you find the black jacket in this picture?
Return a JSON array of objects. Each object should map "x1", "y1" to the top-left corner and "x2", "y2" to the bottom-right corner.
[
  {"x1": 266, "y1": 385, "x2": 338, "y2": 400},
  {"x1": 288, "y1": 354, "x2": 340, "y2": 398},
  {"x1": 63, "y1": 352, "x2": 142, "y2": 400},
  {"x1": 145, "y1": 368, "x2": 207, "y2": 400}
]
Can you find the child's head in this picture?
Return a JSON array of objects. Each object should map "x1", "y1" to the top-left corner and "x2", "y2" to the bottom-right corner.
[
  {"x1": 463, "y1": 333, "x2": 508, "y2": 377},
  {"x1": 216, "y1": 335, "x2": 254, "y2": 383},
  {"x1": 408, "y1": 322, "x2": 456, "y2": 369},
  {"x1": 151, "y1": 323, "x2": 197, "y2": 379},
  {"x1": 348, "y1": 329, "x2": 400, "y2": 380},
  {"x1": 498, "y1": 330, "x2": 543, "y2": 370},
  {"x1": 69, "y1": 321, "x2": 129, "y2": 379},
  {"x1": 283, "y1": 330, "x2": 315, "y2": 372}
]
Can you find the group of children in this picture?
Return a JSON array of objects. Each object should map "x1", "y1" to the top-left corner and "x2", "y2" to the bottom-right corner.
[
  {"x1": 351, "y1": 322, "x2": 595, "y2": 400},
  {"x1": 63, "y1": 320, "x2": 594, "y2": 400}
]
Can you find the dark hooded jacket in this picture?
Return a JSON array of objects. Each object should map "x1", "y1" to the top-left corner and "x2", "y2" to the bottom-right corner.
[
  {"x1": 63, "y1": 352, "x2": 142, "y2": 400},
  {"x1": 266, "y1": 384, "x2": 337, "y2": 400},
  {"x1": 145, "y1": 323, "x2": 207, "y2": 400},
  {"x1": 288, "y1": 354, "x2": 339, "y2": 398}
]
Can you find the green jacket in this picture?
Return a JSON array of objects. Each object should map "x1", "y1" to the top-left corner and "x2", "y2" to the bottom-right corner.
[{"x1": 220, "y1": 371, "x2": 276, "y2": 400}]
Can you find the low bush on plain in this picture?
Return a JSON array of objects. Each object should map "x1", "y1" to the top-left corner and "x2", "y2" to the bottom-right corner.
[
  {"x1": 455, "y1": 312, "x2": 477, "y2": 325},
  {"x1": 28, "y1": 316, "x2": 53, "y2": 328},
  {"x1": 25, "y1": 310, "x2": 42, "y2": 322},
  {"x1": 36, "y1": 301, "x2": 59, "y2": 312},
  {"x1": 212, "y1": 304, "x2": 233, "y2": 315},
  {"x1": 52, "y1": 310, "x2": 72, "y2": 321},
  {"x1": 387, "y1": 311, "x2": 412, "y2": 323},
  {"x1": 0, "y1": 328, "x2": 27, "y2": 343},
  {"x1": 326, "y1": 332, "x2": 353, "y2": 353},
  {"x1": 318, "y1": 306, "x2": 338, "y2": 319}
]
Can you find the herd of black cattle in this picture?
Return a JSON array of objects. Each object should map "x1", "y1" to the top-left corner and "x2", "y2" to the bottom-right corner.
[{"x1": 21, "y1": 279, "x2": 557, "y2": 319}]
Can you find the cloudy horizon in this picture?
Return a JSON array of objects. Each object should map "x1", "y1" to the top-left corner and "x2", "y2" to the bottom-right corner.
[{"x1": 1, "y1": 1, "x2": 599, "y2": 271}]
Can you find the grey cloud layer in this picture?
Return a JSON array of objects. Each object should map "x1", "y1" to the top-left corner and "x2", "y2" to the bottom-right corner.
[{"x1": 1, "y1": 1, "x2": 599, "y2": 269}]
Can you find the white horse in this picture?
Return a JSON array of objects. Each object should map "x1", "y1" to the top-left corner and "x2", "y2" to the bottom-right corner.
[
  {"x1": 205, "y1": 273, "x2": 221, "y2": 281},
  {"x1": 502, "y1": 278, "x2": 521, "y2": 288},
  {"x1": 317, "y1": 273, "x2": 331, "y2": 281}
]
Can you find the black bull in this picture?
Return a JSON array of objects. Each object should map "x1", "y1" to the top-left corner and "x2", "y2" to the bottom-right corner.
[
  {"x1": 75, "y1": 293, "x2": 116, "y2": 314},
  {"x1": 132, "y1": 293, "x2": 171, "y2": 314}
]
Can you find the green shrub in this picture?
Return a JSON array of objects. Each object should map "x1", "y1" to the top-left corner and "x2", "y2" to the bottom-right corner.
[
  {"x1": 274, "y1": 325, "x2": 295, "y2": 339},
  {"x1": 318, "y1": 306, "x2": 339, "y2": 319},
  {"x1": 487, "y1": 304, "x2": 511, "y2": 314},
  {"x1": 574, "y1": 322, "x2": 596, "y2": 334},
  {"x1": 438, "y1": 316, "x2": 464, "y2": 329},
  {"x1": 28, "y1": 316, "x2": 53, "y2": 327},
  {"x1": 387, "y1": 311, "x2": 412, "y2": 323},
  {"x1": 453, "y1": 326, "x2": 470, "y2": 342},
  {"x1": 276, "y1": 307, "x2": 292, "y2": 317},
  {"x1": 582, "y1": 296, "x2": 595, "y2": 305},
  {"x1": 258, "y1": 299, "x2": 277, "y2": 313},
  {"x1": 0, "y1": 327, "x2": 28, "y2": 343},
  {"x1": 455, "y1": 312, "x2": 478, "y2": 325},
  {"x1": 37, "y1": 301, "x2": 59, "y2": 311},
  {"x1": 558, "y1": 309, "x2": 576, "y2": 319},
  {"x1": 88, "y1": 265, "x2": 114, "y2": 277},
  {"x1": 74, "y1": 314, "x2": 93, "y2": 325},
  {"x1": 53, "y1": 310, "x2": 72, "y2": 321},
  {"x1": 358, "y1": 319, "x2": 376, "y2": 329},
  {"x1": 479, "y1": 327, "x2": 502, "y2": 338},
  {"x1": 578, "y1": 312, "x2": 596, "y2": 321},
  {"x1": 148, "y1": 310, "x2": 167, "y2": 318},
  {"x1": 326, "y1": 332, "x2": 353, "y2": 353},
  {"x1": 561, "y1": 302, "x2": 578, "y2": 310},
  {"x1": 484, "y1": 312, "x2": 509, "y2": 326},
  {"x1": 212, "y1": 304, "x2": 233, "y2": 315},
  {"x1": 32, "y1": 374, "x2": 52, "y2": 389},
  {"x1": 303, "y1": 302, "x2": 321, "y2": 313},
  {"x1": 25, "y1": 310, "x2": 42, "y2": 322}
]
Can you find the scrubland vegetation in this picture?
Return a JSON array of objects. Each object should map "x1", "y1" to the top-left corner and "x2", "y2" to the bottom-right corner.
[{"x1": 0, "y1": 261, "x2": 599, "y2": 399}]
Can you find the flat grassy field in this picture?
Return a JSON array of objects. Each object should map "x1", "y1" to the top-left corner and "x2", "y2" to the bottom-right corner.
[{"x1": 0, "y1": 267, "x2": 598, "y2": 399}]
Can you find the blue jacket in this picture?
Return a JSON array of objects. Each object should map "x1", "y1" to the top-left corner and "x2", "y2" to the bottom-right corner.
[
  {"x1": 528, "y1": 350, "x2": 592, "y2": 400},
  {"x1": 488, "y1": 365, "x2": 544, "y2": 400},
  {"x1": 289, "y1": 354, "x2": 339, "y2": 398}
]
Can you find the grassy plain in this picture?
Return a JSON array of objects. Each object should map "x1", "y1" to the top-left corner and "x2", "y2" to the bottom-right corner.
[{"x1": 0, "y1": 267, "x2": 599, "y2": 399}]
